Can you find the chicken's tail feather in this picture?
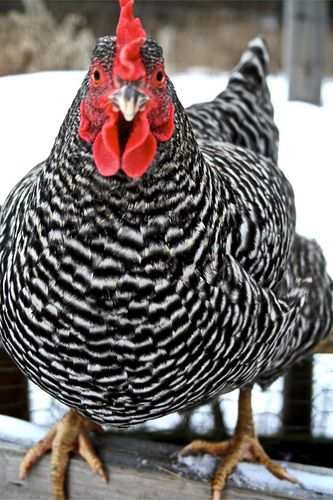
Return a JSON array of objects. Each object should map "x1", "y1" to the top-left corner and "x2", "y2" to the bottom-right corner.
[
  {"x1": 225, "y1": 35, "x2": 279, "y2": 164},
  {"x1": 186, "y1": 36, "x2": 279, "y2": 164},
  {"x1": 231, "y1": 36, "x2": 270, "y2": 87}
]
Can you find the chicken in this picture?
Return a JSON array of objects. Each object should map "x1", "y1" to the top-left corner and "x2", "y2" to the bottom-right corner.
[{"x1": 0, "y1": 1, "x2": 332, "y2": 499}]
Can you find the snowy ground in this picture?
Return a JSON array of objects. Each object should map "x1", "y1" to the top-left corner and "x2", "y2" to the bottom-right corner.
[
  {"x1": 178, "y1": 454, "x2": 333, "y2": 497},
  {"x1": 0, "y1": 70, "x2": 332, "y2": 440}
]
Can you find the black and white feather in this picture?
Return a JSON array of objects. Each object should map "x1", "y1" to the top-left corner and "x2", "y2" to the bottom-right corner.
[{"x1": 0, "y1": 37, "x2": 331, "y2": 427}]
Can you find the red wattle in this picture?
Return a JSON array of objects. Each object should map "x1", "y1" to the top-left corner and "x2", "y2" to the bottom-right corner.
[
  {"x1": 122, "y1": 133, "x2": 156, "y2": 178},
  {"x1": 121, "y1": 112, "x2": 157, "y2": 178},
  {"x1": 93, "y1": 128, "x2": 120, "y2": 176},
  {"x1": 92, "y1": 113, "x2": 120, "y2": 176},
  {"x1": 80, "y1": 98, "x2": 172, "y2": 178}
]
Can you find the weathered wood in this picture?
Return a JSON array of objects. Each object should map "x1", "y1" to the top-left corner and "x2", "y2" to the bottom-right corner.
[
  {"x1": 283, "y1": 0, "x2": 328, "y2": 104},
  {"x1": 0, "y1": 434, "x2": 332, "y2": 499}
]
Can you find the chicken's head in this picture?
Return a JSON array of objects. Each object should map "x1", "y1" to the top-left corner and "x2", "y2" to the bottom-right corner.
[{"x1": 79, "y1": 0, "x2": 175, "y2": 178}]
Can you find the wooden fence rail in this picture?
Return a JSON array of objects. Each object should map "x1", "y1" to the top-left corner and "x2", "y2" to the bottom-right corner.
[{"x1": 0, "y1": 433, "x2": 333, "y2": 499}]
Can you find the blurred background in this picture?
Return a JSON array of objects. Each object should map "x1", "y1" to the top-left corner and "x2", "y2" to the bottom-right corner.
[
  {"x1": 0, "y1": 0, "x2": 333, "y2": 471},
  {"x1": 0, "y1": 0, "x2": 332, "y2": 75}
]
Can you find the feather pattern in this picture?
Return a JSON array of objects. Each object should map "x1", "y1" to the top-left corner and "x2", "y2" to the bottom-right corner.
[{"x1": 0, "y1": 37, "x2": 332, "y2": 427}]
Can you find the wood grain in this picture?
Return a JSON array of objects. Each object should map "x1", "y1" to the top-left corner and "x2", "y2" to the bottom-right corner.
[{"x1": 0, "y1": 434, "x2": 332, "y2": 499}]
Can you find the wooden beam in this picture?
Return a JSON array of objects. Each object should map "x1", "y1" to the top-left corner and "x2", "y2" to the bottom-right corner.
[
  {"x1": 283, "y1": 0, "x2": 328, "y2": 104},
  {"x1": 0, "y1": 433, "x2": 332, "y2": 499}
]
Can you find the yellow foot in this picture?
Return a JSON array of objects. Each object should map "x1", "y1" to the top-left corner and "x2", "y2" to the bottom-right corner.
[
  {"x1": 181, "y1": 436, "x2": 297, "y2": 500},
  {"x1": 180, "y1": 390, "x2": 297, "y2": 500},
  {"x1": 19, "y1": 409, "x2": 106, "y2": 500}
]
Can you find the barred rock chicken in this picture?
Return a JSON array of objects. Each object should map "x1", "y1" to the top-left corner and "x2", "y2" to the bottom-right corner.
[{"x1": 0, "y1": 1, "x2": 332, "y2": 499}]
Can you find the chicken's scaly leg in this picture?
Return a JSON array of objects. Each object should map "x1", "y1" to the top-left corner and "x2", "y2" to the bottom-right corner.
[
  {"x1": 181, "y1": 389, "x2": 297, "y2": 500},
  {"x1": 19, "y1": 409, "x2": 106, "y2": 500}
]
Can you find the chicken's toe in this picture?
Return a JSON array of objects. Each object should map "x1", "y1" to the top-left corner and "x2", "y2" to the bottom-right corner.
[{"x1": 19, "y1": 409, "x2": 105, "y2": 500}]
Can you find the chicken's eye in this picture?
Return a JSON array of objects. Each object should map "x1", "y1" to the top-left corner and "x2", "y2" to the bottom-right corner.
[
  {"x1": 155, "y1": 69, "x2": 165, "y2": 85},
  {"x1": 92, "y1": 69, "x2": 101, "y2": 85}
]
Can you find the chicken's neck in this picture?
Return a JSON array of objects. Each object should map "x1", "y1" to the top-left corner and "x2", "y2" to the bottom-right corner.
[{"x1": 42, "y1": 90, "x2": 215, "y2": 224}]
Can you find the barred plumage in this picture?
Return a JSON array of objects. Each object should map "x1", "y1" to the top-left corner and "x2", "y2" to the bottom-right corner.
[
  {"x1": 187, "y1": 37, "x2": 279, "y2": 164},
  {"x1": 0, "y1": 34, "x2": 332, "y2": 434}
]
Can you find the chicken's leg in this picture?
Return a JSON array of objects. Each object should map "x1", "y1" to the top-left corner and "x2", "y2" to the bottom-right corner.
[
  {"x1": 19, "y1": 409, "x2": 106, "y2": 500},
  {"x1": 181, "y1": 388, "x2": 297, "y2": 500}
]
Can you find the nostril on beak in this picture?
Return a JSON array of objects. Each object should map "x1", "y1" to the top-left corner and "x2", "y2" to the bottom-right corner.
[{"x1": 109, "y1": 84, "x2": 150, "y2": 122}]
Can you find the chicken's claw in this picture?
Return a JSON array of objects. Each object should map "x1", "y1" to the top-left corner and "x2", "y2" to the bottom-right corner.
[
  {"x1": 181, "y1": 390, "x2": 298, "y2": 500},
  {"x1": 19, "y1": 409, "x2": 106, "y2": 500}
]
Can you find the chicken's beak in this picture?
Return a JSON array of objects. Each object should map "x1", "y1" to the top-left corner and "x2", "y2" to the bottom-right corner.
[{"x1": 110, "y1": 84, "x2": 150, "y2": 122}]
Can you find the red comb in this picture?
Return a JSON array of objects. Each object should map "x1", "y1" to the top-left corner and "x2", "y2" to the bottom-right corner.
[{"x1": 115, "y1": 0, "x2": 147, "y2": 81}]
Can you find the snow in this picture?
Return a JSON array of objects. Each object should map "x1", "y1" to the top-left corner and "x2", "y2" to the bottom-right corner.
[
  {"x1": 0, "y1": 71, "x2": 85, "y2": 196},
  {"x1": 178, "y1": 454, "x2": 333, "y2": 496},
  {"x1": 178, "y1": 453, "x2": 217, "y2": 478},
  {"x1": 28, "y1": 381, "x2": 54, "y2": 426},
  {"x1": 232, "y1": 462, "x2": 333, "y2": 496},
  {"x1": 0, "y1": 414, "x2": 48, "y2": 447}
]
